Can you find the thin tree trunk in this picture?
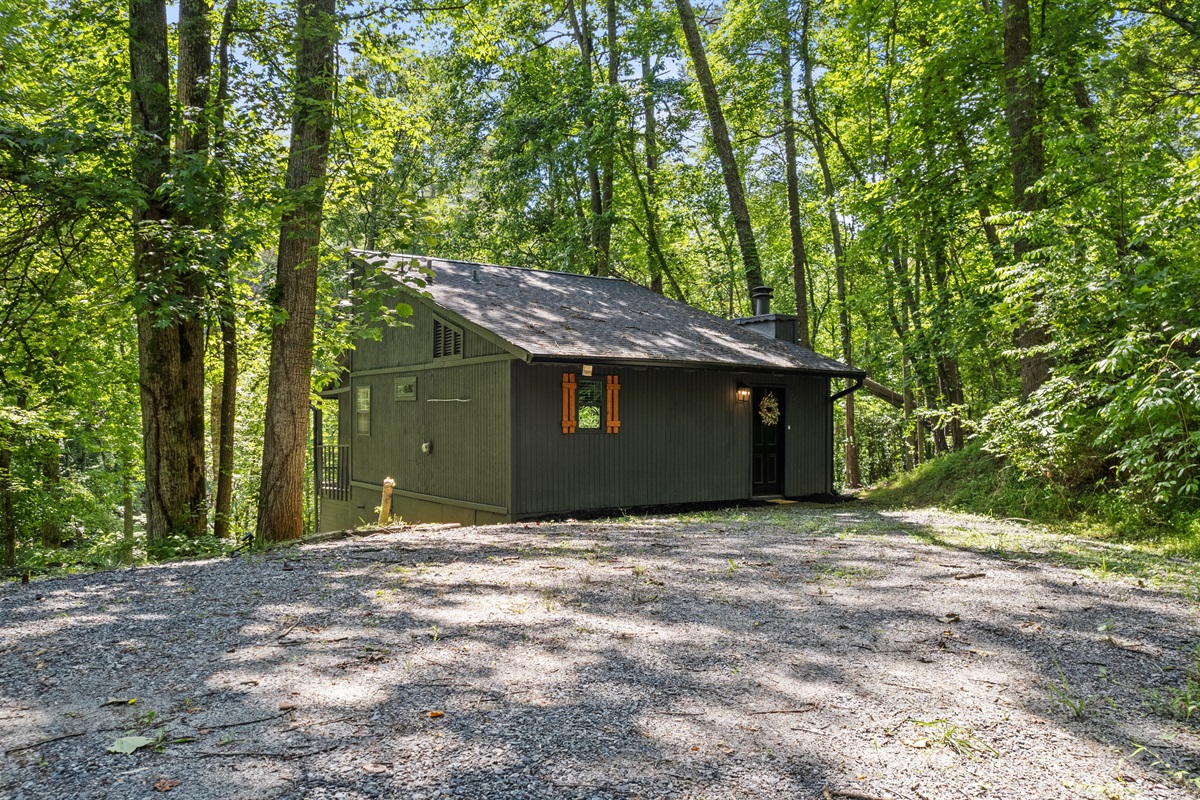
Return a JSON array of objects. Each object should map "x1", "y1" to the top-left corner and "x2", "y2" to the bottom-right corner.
[
  {"x1": 1, "y1": 442, "x2": 13, "y2": 567},
  {"x1": 1002, "y1": 0, "x2": 1050, "y2": 398},
  {"x1": 642, "y1": 31, "x2": 663, "y2": 295},
  {"x1": 565, "y1": 0, "x2": 604, "y2": 275},
  {"x1": 256, "y1": 0, "x2": 338, "y2": 543},
  {"x1": 122, "y1": 467, "x2": 136, "y2": 564},
  {"x1": 594, "y1": 0, "x2": 618, "y2": 276},
  {"x1": 212, "y1": 0, "x2": 238, "y2": 540},
  {"x1": 780, "y1": 39, "x2": 811, "y2": 347},
  {"x1": 130, "y1": 0, "x2": 208, "y2": 545},
  {"x1": 39, "y1": 444, "x2": 61, "y2": 547},
  {"x1": 800, "y1": 0, "x2": 858, "y2": 487},
  {"x1": 674, "y1": 0, "x2": 763, "y2": 292}
]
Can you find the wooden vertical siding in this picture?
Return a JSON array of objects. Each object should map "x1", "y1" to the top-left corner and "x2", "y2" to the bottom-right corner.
[
  {"x1": 511, "y1": 364, "x2": 836, "y2": 517},
  {"x1": 352, "y1": 299, "x2": 507, "y2": 371},
  {"x1": 783, "y1": 375, "x2": 833, "y2": 496},
  {"x1": 351, "y1": 359, "x2": 511, "y2": 511},
  {"x1": 511, "y1": 362, "x2": 753, "y2": 516}
]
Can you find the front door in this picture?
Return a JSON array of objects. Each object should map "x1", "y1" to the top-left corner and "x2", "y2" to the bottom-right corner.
[{"x1": 752, "y1": 387, "x2": 785, "y2": 496}]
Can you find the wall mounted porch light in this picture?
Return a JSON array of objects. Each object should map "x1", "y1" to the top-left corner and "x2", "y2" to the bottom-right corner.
[
  {"x1": 735, "y1": 385, "x2": 751, "y2": 402},
  {"x1": 582, "y1": 364, "x2": 594, "y2": 376}
]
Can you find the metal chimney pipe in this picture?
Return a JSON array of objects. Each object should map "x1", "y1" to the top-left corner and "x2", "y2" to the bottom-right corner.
[{"x1": 750, "y1": 285, "x2": 773, "y2": 316}]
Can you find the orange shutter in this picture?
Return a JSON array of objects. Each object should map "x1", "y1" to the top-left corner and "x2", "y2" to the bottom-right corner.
[
  {"x1": 606, "y1": 375, "x2": 621, "y2": 433},
  {"x1": 561, "y1": 373, "x2": 577, "y2": 433}
]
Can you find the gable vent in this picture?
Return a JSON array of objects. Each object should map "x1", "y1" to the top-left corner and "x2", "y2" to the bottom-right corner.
[{"x1": 433, "y1": 318, "x2": 463, "y2": 359}]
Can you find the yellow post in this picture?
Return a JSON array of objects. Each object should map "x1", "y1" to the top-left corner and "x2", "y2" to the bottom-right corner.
[{"x1": 378, "y1": 477, "x2": 394, "y2": 525}]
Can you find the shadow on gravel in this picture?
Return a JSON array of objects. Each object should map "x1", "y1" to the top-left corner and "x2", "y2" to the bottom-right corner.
[{"x1": 0, "y1": 505, "x2": 1198, "y2": 800}]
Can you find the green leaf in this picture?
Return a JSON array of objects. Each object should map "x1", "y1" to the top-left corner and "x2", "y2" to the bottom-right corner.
[{"x1": 108, "y1": 736, "x2": 156, "y2": 754}]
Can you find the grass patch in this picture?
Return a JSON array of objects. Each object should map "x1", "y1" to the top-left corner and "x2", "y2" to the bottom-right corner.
[
  {"x1": 866, "y1": 442, "x2": 1200, "y2": 561},
  {"x1": 864, "y1": 443, "x2": 1200, "y2": 598}
]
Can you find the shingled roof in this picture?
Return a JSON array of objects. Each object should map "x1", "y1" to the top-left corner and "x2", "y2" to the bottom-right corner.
[{"x1": 363, "y1": 252, "x2": 865, "y2": 377}]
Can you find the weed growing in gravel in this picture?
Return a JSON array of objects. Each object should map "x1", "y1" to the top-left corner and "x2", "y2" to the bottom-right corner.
[
  {"x1": 1048, "y1": 662, "x2": 1091, "y2": 719},
  {"x1": 1128, "y1": 741, "x2": 1200, "y2": 789},
  {"x1": 1143, "y1": 648, "x2": 1200, "y2": 722},
  {"x1": 810, "y1": 564, "x2": 884, "y2": 586},
  {"x1": 898, "y1": 719, "x2": 999, "y2": 759}
]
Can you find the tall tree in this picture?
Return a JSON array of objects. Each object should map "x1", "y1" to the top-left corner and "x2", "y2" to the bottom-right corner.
[
  {"x1": 778, "y1": 34, "x2": 811, "y2": 348},
  {"x1": 211, "y1": 0, "x2": 239, "y2": 540},
  {"x1": 1002, "y1": 0, "x2": 1049, "y2": 398},
  {"x1": 799, "y1": 0, "x2": 859, "y2": 487},
  {"x1": 674, "y1": 0, "x2": 763, "y2": 293},
  {"x1": 129, "y1": 0, "x2": 208, "y2": 544},
  {"x1": 256, "y1": 0, "x2": 339, "y2": 542}
]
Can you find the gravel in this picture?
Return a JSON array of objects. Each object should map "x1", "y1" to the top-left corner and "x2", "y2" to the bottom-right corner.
[{"x1": 1, "y1": 503, "x2": 1198, "y2": 800}]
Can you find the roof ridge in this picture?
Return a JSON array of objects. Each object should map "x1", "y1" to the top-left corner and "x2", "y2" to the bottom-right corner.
[{"x1": 356, "y1": 250, "x2": 627, "y2": 283}]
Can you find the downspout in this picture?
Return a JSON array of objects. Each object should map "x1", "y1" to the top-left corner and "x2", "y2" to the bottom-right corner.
[
  {"x1": 830, "y1": 375, "x2": 864, "y2": 402},
  {"x1": 311, "y1": 402, "x2": 321, "y2": 535},
  {"x1": 829, "y1": 375, "x2": 864, "y2": 495}
]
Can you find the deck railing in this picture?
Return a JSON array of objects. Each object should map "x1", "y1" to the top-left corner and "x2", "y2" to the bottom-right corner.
[{"x1": 317, "y1": 444, "x2": 350, "y2": 501}]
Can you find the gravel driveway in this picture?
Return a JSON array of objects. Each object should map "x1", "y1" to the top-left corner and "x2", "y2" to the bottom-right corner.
[{"x1": 1, "y1": 503, "x2": 1198, "y2": 800}]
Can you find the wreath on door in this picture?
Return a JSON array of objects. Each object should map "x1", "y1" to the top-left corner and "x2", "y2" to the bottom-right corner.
[{"x1": 759, "y1": 391, "x2": 780, "y2": 426}]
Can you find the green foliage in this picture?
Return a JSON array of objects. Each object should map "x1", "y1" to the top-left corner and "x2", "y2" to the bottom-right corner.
[
  {"x1": 2, "y1": 0, "x2": 1198, "y2": 566},
  {"x1": 1144, "y1": 648, "x2": 1200, "y2": 724}
]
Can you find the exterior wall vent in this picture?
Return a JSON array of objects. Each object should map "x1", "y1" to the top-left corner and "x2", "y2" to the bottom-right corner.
[{"x1": 433, "y1": 318, "x2": 463, "y2": 359}]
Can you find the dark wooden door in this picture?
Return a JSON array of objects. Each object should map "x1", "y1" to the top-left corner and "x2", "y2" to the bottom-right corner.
[{"x1": 752, "y1": 387, "x2": 784, "y2": 495}]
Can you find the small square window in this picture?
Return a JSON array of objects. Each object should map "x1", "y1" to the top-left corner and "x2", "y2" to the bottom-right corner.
[
  {"x1": 356, "y1": 385, "x2": 371, "y2": 435},
  {"x1": 394, "y1": 376, "x2": 417, "y2": 401},
  {"x1": 577, "y1": 380, "x2": 602, "y2": 429}
]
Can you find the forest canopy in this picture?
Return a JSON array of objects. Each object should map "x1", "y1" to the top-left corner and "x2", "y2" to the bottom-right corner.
[{"x1": 1, "y1": 0, "x2": 1198, "y2": 568}]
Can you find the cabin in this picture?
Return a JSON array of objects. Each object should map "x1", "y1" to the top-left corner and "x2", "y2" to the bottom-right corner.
[{"x1": 314, "y1": 253, "x2": 865, "y2": 530}]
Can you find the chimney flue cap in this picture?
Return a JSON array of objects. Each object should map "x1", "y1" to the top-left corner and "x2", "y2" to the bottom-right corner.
[{"x1": 750, "y1": 285, "x2": 773, "y2": 316}]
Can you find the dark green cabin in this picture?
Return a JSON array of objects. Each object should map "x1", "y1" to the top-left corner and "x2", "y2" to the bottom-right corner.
[{"x1": 315, "y1": 254, "x2": 865, "y2": 530}]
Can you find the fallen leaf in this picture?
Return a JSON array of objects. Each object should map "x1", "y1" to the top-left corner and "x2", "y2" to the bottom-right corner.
[
  {"x1": 153, "y1": 779, "x2": 181, "y2": 792},
  {"x1": 965, "y1": 647, "x2": 998, "y2": 657},
  {"x1": 279, "y1": 703, "x2": 297, "y2": 711},
  {"x1": 715, "y1": 742, "x2": 735, "y2": 755},
  {"x1": 690, "y1": 746, "x2": 700, "y2": 751},
  {"x1": 427, "y1": 710, "x2": 445, "y2": 718},
  {"x1": 197, "y1": 728, "x2": 213, "y2": 735},
  {"x1": 363, "y1": 764, "x2": 388, "y2": 774},
  {"x1": 108, "y1": 736, "x2": 156, "y2": 754},
  {"x1": 902, "y1": 737, "x2": 929, "y2": 749},
  {"x1": 239, "y1": 680, "x2": 258, "y2": 686},
  {"x1": 936, "y1": 613, "x2": 960, "y2": 624},
  {"x1": 101, "y1": 698, "x2": 137, "y2": 707}
]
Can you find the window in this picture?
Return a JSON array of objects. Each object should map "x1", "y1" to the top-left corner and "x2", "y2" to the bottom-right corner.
[
  {"x1": 562, "y1": 372, "x2": 621, "y2": 434},
  {"x1": 577, "y1": 380, "x2": 602, "y2": 429},
  {"x1": 433, "y1": 318, "x2": 463, "y2": 359},
  {"x1": 356, "y1": 385, "x2": 371, "y2": 435},
  {"x1": 394, "y1": 376, "x2": 417, "y2": 401}
]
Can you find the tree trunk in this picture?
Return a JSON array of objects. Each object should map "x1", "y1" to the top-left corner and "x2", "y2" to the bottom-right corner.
[
  {"x1": 256, "y1": 0, "x2": 338, "y2": 543},
  {"x1": 39, "y1": 444, "x2": 61, "y2": 547},
  {"x1": 780, "y1": 39, "x2": 811, "y2": 348},
  {"x1": 594, "y1": 0, "x2": 618, "y2": 276},
  {"x1": 1, "y1": 443, "x2": 13, "y2": 567},
  {"x1": 565, "y1": 0, "x2": 604, "y2": 275},
  {"x1": 800, "y1": 0, "x2": 858, "y2": 487},
  {"x1": 640, "y1": 14, "x2": 666, "y2": 295},
  {"x1": 122, "y1": 466, "x2": 136, "y2": 564},
  {"x1": 130, "y1": 0, "x2": 208, "y2": 545},
  {"x1": 1002, "y1": 0, "x2": 1050, "y2": 398},
  {"x1": 674, "y1": 0, "x2": 763, "y2": 292},
  {"x1": 212, "y1": 0, "x2": 238, "y2": 540}
]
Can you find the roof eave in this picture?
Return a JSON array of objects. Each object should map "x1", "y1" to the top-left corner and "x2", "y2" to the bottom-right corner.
[{"x1": 526, "y1": 353, "x2": 866, "y2": 379}]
